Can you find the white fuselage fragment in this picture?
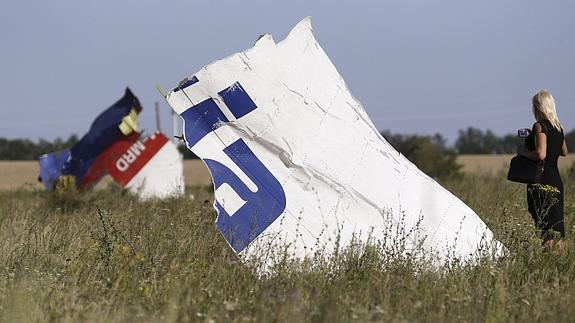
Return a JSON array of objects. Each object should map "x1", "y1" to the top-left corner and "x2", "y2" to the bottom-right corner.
[{"x1": 165, "y1": 17, "x2": 504, "y2": 264}]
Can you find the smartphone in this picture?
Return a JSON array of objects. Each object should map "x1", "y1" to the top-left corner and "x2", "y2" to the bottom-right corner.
[{"x1": 518, "y1": 128, "x2": 530, "y2": 138}]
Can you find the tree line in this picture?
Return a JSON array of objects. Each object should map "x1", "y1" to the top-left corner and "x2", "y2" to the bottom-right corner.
[
  {"x1": 383, "y1": 127, "x2": 575, "y2": 180},
  {"x1": 454, "y1": 127, "x2": 575, "y2": 154},
  {"x1": 3, "y1": 127, "x2": 575, "y2": 181},
  {"x1": 0, "y1": 135, "x2": 79, "y2": 160},
  {"x1": 0, "y1": 135, "x2": 199, "y2": 161}
]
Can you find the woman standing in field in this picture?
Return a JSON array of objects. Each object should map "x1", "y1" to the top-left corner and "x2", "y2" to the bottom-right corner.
[{"x1": 517, "y1": 89, "x2": 568, "y2": 252}]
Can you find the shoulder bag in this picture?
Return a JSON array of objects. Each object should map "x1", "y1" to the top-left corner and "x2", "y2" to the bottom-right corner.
[{"x1": 507, "y1": 155, "x2": 544, "y2": 184}]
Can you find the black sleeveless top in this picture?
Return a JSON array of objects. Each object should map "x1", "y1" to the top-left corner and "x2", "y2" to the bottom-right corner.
[{"x1": 525, "y1": 119, "x2": 564, "y2": 169}]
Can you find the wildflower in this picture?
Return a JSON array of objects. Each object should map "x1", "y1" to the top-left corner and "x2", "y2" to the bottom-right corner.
[
  {"x1": 120, "y1": 245, "x2": 131, "y2": 255},
  {"x1": 529, "y1": 183, "x2": 560, "y2": 195},
  {"x1": 528, "y1": 183, "x2": 560, "y2": 222},
  {"x1": 135, "y1": 252, "x2": 145, "y2": 262}
]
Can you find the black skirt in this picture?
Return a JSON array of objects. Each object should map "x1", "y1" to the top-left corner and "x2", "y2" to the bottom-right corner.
[{"x1": 527, "y1": 167, "x2": 564, "y2": 239}]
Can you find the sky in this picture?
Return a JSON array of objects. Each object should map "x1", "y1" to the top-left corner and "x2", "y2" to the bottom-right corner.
[{"x1": 1, "y1": 0, "x2": 574, "y2": 143}]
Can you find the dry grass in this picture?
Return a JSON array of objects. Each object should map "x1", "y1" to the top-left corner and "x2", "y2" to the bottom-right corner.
[
  {"x1": 0, "y1": 161, "x2": 47, "y2": 191},
  {"x1": 1, "y1": 171, "x2": 575, "y2": 322},
  {"x1": 458, "y1": 154, "x2": 575, "y2": 175},
  {"x1": 0, "y1": 160, "x2": 212, "y2": 191}
]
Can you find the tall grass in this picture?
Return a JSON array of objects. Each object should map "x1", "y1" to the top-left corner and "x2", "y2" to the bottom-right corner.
[{"x1": 1, "y1": 173, "x2": 574, "y2": 322}]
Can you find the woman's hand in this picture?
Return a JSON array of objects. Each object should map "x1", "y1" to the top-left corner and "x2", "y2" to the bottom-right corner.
[{"x1": 517, "y1": 123, "x2": 547, "y2": 161}]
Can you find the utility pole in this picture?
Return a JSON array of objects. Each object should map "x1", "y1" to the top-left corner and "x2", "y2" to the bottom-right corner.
[{"x1": 155, "y1": 102, "x2": 161, "y2": 132}]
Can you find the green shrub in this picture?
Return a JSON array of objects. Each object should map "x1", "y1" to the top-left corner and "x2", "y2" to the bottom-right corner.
[{"x1": 381, "y1": 131, "x2": 462, "y2": 181}]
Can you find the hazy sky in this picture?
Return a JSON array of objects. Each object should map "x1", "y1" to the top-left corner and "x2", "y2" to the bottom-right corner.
[{"x1": 1, "y1": 0, "x2": 574, "y2": 143}]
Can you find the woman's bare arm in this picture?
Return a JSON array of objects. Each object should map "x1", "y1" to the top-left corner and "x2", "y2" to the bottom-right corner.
[
  {"x1": 561, "y1": 140, "x2": 568, "y2": 156},
  {"x1": 518, "y1": 123, "x2": 547, "y2": 161}
]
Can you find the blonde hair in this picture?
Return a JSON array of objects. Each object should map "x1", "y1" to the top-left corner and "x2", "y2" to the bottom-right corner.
[{"x1": 532, "y1": 89, "x2": 562, "y2": 131}]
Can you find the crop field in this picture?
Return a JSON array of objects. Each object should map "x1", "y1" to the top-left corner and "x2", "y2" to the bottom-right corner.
[
  {"x1": 0, "y1": 160, "x2": 214, "y2": 191},
  {"x1": 456, "y1": 154, "x2": 575, "y2": 175},
  {"x1": 2, "y1": 161, "x2": 575, "y2": 322},
  {"x1": 3, "y1": 155, "x2": 575, "y2": 191}
]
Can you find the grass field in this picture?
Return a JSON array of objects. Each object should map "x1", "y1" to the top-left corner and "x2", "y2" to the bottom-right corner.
[{"x1": 2, "y1": 167, "x2": 575, "y2": 322}]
